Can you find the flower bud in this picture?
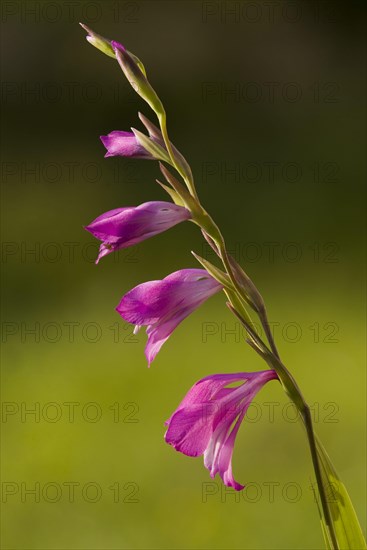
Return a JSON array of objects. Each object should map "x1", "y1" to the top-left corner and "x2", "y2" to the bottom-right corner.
[
  {"x1": 79, "y1": 23, "x2": 116, "y2": 58},
  {"x1": 112, "y1": 42, "x2": 164, "y2": 116}
]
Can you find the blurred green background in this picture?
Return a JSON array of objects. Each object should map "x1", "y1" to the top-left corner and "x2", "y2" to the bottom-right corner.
[{"x1": 1, "y1": 1, "x2": 366, "y2": 548}]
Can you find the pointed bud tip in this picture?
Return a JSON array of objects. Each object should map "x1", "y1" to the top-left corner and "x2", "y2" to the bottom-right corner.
[
  {"x1": 111, "y1": 40, "x2": 126, "y2": 53},
  {"x1": 138, "y1": 112, "x2": 149, "y2": 125},
  {"x1": 130, "y1": 127, "x2": 141, "y2": 140}
]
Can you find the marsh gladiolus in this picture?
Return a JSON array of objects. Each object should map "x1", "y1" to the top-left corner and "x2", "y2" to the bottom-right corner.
[
  {"x1": 116, "y1": 269, "x2": 222, "y2": 366},
  {"x1": 100, "y1": 130, "x2": 152, "y2": 159},
  {"x1": 165, "y1": 370, "x2": 278, "y2": 490},
  {"x1": 85, "y1": 202, "x2": 191, "y2": 263}
]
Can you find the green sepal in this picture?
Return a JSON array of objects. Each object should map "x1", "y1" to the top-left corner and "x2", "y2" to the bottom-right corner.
[
  {"x1": 79, "y1": 23, "x2": 115, "y2": 58},
  {"x1": 226, "y1": 302, "x2": 269, "y2": 356},
  {"x1": 191, "y1": 252, "x2": 232, "y2": 289},
  {"x1": 156, "y1": 180, "x2": 185, "y2": 207},
  {"x1": 138, "y1": 112, "x2": 162, "y2": 141},
  {"x1": 159, "y1": 163, "x2": 192, "y2": 203},
  {"x1": 139, "y1": 113, "x2": 193, "y2": 184},
  {"x1": 228, "y1": 255, "x2": 264, "y2": 313},
  {"x1": 128, "y1": 52, "x2": 147, "y2": 77},
  {"x1": 131, "y1": 128, "x2": 170, "y2": 163},
  {"x1": 158, "y1": 163, "x2": 204, "y2": 217}
]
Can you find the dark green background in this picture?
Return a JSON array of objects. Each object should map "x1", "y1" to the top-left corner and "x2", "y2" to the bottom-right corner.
[{"x1": 1, "y1": 1, "x2": 366, "y2": 548}]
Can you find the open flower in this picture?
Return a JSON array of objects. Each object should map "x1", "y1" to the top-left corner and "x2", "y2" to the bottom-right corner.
[
  {"x1": 116, "y1": 269, "x2": 222, "y2": 366},
  {"x1": 85, "y1": 201, "x2": 191, "y2": 264},
  {"x1": 165, "y1": 370, "x2": 278, "y2": 490},
  {"x1": 100, "y1": 130, "x2": 152, "y2": 159}
]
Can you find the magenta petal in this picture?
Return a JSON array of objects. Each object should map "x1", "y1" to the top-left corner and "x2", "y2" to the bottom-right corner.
[
  {"x1": 96, "y1": 243, "x2": 114, "y2": 265},
  {"x1": 165, "y1": 405, "x2": 214, "y2": 456},
  {"x1": 100, "y1": 130, "x2": 150, "y2": 158},
  {"x1": 117, "y1": 280, "x2": 173, "y2": 326},
  {"x1": 203, "y1": 406, "x2": 239, "y2": 475},
  {"x1": 144, "y1": 307, "x2": 195, "y2": 366},
  {"x1": 85, "y1": 202, "x2": 191, "y2": 262},
  {"x1": 117, "y1": 269, "x2": 222, "y2": 365},
  {"x1": 165, "y1": 373, "x2": 248, "y2": 426},
  {"x1": 216, "y1": 414, "x2": 246, "y2": 491},
  {"x1": 85, "y1": 207, "x2": 131, "y2": 241}
]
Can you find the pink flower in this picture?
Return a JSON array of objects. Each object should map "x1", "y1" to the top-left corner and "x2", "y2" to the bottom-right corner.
[
  {"x1": 100, "y1": 131, "x2": 152, "y2": 159},
  {"x1": 85, "y1": 201, "x2": 191, "y2": 263},
  {"x1": 116, "y1": 269, "x2": 222, "y2": 366},
  {"x1": 165, "y1": 370, "x2": 278, "y2": 490}
]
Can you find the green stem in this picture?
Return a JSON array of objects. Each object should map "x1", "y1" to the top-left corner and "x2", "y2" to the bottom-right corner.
[
  {"x1": 302, "y1": 408, "x2": 339, "y2": 549},
  {"x1": 257, "y1": 305, "x2": 281, "y2": 359}
]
